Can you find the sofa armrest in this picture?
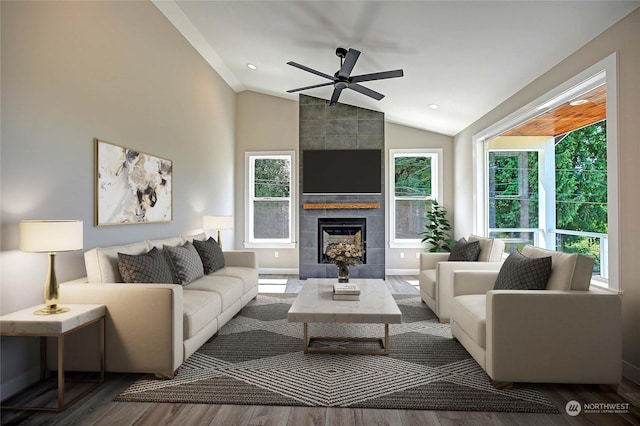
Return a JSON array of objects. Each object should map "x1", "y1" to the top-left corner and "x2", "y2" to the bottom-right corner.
[
  {"x1": 419, "y1": 252, "x2": 450, "y2": 271},
  {"x1": 223, "y1": 250, "x2": 258, "y2": 269},
  {"x1": 59, "y1": 282, "x2": 183, "y2": 375},
  {"x1": 435, "y1": 262, "x2": 503, "y2": 322},
  {"x1": 486, "y1": 290, "x2": 622, "y2": 384},
  {"x1": 452, "y1": 270, "x2": 499, "y2": 297}
]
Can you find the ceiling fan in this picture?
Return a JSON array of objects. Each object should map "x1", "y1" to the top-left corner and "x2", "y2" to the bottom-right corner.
[{"x1": 287, "y1": 47, "x2": 404, "y2": 106}]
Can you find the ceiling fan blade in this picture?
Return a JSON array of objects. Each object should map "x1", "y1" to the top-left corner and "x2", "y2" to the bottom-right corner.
[
  {"x1": 287, "y1": 82, "x2": 334, "y2": 93},
  {"x1": 287, "y1": 61, "x2": 334, "y2": 80},
  {"x1": 350, "y1": 69, "x2": 404, "y2": 83},
  {"x1": 329, "y1": 87, "x2": 344, "y2": 106},
  {"x1": 337, "y1": 48, "x2": 361, "y2": 78},
  {"x1": 348, "y1": 83, "x2": 384, "y2": 101}
]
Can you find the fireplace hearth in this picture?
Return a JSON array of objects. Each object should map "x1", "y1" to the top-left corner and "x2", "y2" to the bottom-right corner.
[{"x1": 318, "y1": 218, "x2": 366, "y2": 264}]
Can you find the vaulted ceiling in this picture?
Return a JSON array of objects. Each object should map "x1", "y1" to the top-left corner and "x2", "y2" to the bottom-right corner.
[{"x1": 153, "y1": 1, "x2": 638, "y2": 136}]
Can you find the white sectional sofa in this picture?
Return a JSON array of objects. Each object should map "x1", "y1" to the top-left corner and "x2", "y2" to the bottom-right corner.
[
  {"x1": 450, "y1": 245, "x2": 621, "y2": 386},
  {"x1": 419, "y1": 235, "x2": 505, "y2": 322},
  {"x1": 60, "y1": 233, "x2": 258, "y2": 378}
]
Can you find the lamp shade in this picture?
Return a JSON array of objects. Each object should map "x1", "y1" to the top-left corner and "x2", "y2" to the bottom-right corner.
[
  {"x1": 203, "y1": 215, "x2": 233, "y2": 230},
  {"x1": 19, "y1": 220, "x2": 83, "y2": 253}
]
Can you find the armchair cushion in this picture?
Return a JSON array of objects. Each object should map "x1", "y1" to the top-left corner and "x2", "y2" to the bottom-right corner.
[
  {"x1": 448, "y1": 238, "x2": 481, "y2": 261},
  {"x1": 452, "y1": 294, "x2": 487, "y2": 348},
  {"x1": 469, "y1": 235, "x2": 505, "y2": 262},
  {"x1": 493, "y1": 250, "x2": 551, "y2": 290},
  {"x1": 522, "y1": 245, "x2": 594, "y2": 291}
]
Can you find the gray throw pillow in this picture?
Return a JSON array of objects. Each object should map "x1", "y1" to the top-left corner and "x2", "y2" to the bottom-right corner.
[
  {"x1": 193, "y1": 237, "x2": 225, "y2": 274},
  {"x1": 493, "y1": 250, "x2": 552, "y2": 290},
  {"x1": 448, "y1": 238, "x2": 481, "y2": 261},
  {"x1": 117, "y1": 247, "x2": 173, "y2": 284},
  {"x1": 163, "y1": 241, "x2": 205, "y2": 285}
]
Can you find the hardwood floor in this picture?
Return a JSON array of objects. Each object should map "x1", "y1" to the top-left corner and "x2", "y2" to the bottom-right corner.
[{"x1": 2, "y1": 276, "x2": 639, "y2": 426}]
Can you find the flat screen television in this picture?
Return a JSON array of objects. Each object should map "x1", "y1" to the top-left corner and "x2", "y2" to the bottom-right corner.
[{"x1": 303, "y1": 149, "x2": 382, "y2": 194}]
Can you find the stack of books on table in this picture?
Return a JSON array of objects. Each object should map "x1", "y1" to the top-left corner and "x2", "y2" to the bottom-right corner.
[{"x1": 333, "y1": 283, "x2": 361, "y2": 301}]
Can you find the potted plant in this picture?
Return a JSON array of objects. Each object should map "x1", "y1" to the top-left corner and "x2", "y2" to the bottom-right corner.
[{"x1": 420, "y1": 200, "x2": 455, "y2": 252}]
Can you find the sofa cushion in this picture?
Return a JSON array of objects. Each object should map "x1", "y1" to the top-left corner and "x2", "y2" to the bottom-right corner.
[
  {"x1": 184, "y1": 275, "x2": 244, "y2": 311},
  {"x1": 493, "y1": 250, "x2": 551, "y2": 290},
  {"x1": 522, "y1": 245, "x2": 594, "y2": 291},
  {"x1": 182, "y1": 290, "x2": 222, "y2": 339},
  {"x1": 147, "y1": 236, "x2": 183, "y2": 250},
  {"x1": 182, "y1": 233, "x2": 207, "y2": 243},
  {"x1": 452, "y1": 295, "x2": 487, "y2": 349},
  {"x1": 211, "y1": 266, "x2": 258, "y2": 293},
  {"x1": 193, "y1": 237, "x2": 225, "y2": 274},
  {"x1": 468, "y1": 235, "x2": 504, "y2": 262},
  {"x1": 448, "y1": 238, "x2": 480, "y2": 261},
  {"x1": 163, "y1": 241, "x2": 205, "y2": 285},
  {"x1": 117, "y1": 247, "x2": 174, "y2": 284},
  {"x1": 85, "y1": 241, "x2": 149, "y2": 283},
  {"x1": 419, "y1": 269, "x2": 437, "y2": 299}
]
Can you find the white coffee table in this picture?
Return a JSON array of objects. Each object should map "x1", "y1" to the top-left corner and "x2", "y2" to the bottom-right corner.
[{"x1": 287, "y1": 279, "x2": 402, "y2": 355}]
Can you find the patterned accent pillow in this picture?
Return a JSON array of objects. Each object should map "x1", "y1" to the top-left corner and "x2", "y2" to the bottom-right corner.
[
  {"x1": 448, "y1": 238, "x2": 481, "y2": 261},
  {"x1": 163, "y1": 241, "x2": 205, "y2": 285},
  {"x1": 493, "y1": 250, "x2": 552, "y2": 290},
  {"x1": 117, "y1": 247, "x2": 173, "y2": 284},
  {"x1": 193, "y1": 237, "x2": 225, "y2": 274}
]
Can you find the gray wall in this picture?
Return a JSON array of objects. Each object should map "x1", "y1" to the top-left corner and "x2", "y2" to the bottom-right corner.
[
  {"x1": 0, "y1": 1, "x2": 236, "y2": 397},
  {"x1": 453, "y1": 8, "x2": 640, "y2": 383},
  {"x1": 298, "y1": 95, "x2": 385, "y2": 279}
]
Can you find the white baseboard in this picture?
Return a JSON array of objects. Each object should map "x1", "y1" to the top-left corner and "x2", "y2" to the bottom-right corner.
[
  {"x1": 258, "y1": 268, "x2": 299, "y2": 275},
  {"x1": 623, "y1": 360, "x2": 640, "y2": 385},
  {"x1": 385, "y1": 269, "x2": 419, "y2": 276}
]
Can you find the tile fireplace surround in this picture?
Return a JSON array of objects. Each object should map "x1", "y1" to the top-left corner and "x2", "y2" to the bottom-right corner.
[{"x1": 298, "y1": 95, "x2": 385, "y2": 279}]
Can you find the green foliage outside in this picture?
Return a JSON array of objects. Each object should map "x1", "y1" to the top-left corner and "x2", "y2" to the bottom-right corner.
[
  {"x1": 394, "y1": 156, "x2": 432, "y2": 197},
  {"x1": 254, "y1": 158, "x2": 290, "y2": 198},
  {"x1": 489, "y1": 121, "x2": 607, "y2": 272}
]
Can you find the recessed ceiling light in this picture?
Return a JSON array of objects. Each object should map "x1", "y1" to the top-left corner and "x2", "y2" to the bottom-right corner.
[
  {"x1": 428, "y1": 104, "x2": 439, "y2": 110},
  {"x1": 247, "y1": 63, "x2": 257, "y2": 70},
  {"x1": 569, "y1": 99, "x2": 589, "y2": 106}
]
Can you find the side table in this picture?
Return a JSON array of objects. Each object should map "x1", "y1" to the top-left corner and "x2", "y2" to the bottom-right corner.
[{"x1": 0, "y1": 304, "x2": 105, "y2": 412}]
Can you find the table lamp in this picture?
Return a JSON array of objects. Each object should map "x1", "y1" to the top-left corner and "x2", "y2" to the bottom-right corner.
[
  {"x1": 203, "y1": 215, "x2": 233, "y2": 249},
  {"x1": 19, "y1": 220, "x2": 83, "y2": 315}
]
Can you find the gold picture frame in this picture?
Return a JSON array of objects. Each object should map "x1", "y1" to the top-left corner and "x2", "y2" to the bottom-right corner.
[{"x1": 95, "y1": 139, "x2": 173, "y2": 226}]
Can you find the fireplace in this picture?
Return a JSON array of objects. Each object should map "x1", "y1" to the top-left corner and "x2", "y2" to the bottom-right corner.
[{"x1": 318, "y1": 218, "x2": 366, "y2": 264}]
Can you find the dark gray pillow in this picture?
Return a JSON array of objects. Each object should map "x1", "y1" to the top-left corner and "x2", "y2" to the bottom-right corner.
[
  {"x1": 493, "y1": 250, "x2": 552, "y2": 290},
  {"x1": 448, "y1": 238, "x2": 481, "y2": 261},
  {"x1": 193, "y1": 237, "x2": 225, "y2": 274},
  {"x1": 117, "y1": 247, "x2": 173, "y2": 284},
  {"x1": 163, "y1": 241, "x2": 205, "y2": 285}
]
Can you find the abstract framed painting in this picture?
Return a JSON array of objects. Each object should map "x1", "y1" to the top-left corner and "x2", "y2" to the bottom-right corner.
[{"x1": 95, "y1": 139, "x2": 173, "y2": 226}]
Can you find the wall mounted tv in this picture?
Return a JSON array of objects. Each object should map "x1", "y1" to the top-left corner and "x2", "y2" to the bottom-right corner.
[{"x1": 303, "y1": 149, "x2": 382, "y2": 194}]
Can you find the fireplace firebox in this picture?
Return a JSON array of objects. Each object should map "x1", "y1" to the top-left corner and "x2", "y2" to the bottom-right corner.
[{"x1": 318, "y1": 218, "x2": 366, "y2": 264}]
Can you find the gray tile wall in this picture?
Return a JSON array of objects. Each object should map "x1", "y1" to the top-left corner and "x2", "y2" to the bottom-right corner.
[{"x1": 299, "y1": 95, "x2": 385, "y2": 279}]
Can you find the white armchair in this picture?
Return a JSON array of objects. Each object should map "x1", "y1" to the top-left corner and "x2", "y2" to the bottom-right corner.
[
  {"x1": 419, "y1": 235, "x2": 504, "y2": 322},
  {"x1": 450, "y1": 245, "x2": 622, "y2": 386}
]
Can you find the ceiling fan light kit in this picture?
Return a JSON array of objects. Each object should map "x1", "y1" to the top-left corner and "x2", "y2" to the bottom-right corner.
[{"x1": 287, "y1": 47, "x2": 404, "y2": 106}]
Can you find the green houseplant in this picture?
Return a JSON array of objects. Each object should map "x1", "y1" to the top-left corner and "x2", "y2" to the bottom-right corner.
[{"x1": 420, "y1": 200, "x2": 456, "y2": 252}]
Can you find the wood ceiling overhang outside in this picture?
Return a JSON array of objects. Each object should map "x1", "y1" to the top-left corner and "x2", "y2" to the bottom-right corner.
[{"x1": 502, "y1": 85, "x2": 606, "y2": 137}]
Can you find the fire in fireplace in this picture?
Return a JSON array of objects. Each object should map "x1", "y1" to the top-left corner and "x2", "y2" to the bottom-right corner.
[{"x1": 318, "y1": 218, "x2": 366, "y2": 264}]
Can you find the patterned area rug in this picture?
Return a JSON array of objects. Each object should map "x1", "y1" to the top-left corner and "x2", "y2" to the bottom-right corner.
[{"x1": 116, "y1": 294, "x2": 559, "y2": 413}]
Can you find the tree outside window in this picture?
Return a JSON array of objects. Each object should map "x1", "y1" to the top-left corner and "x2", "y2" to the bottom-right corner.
[
  {"x1": 390, "y1": 149, "x2": 441, "y2": 246},
  {"x1": 246, "y1": 152, "x2": 294, "y2": 246}
]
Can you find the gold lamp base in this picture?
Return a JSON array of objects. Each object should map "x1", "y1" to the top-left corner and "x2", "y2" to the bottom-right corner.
[
  {"x1": 33, "y1": 252, "x2": 71, "y2": 315},
  {"x1": 34, "y1": 306, "x2": 70, "y2": 315}
]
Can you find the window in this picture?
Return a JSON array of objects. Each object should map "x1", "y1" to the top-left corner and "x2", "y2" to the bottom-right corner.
[
  {"x1": 389, "y1": 149, "x2": 442, "y2": 247},
  {"x1": 245, "y1": 152, "x2": 295, "y2": 248}
]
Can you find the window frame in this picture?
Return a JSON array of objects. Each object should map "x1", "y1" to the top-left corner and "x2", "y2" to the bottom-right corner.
[
  {"x1": 244, "y1": 151, "x2": 296, "y2": 249},
  {"x1": 389, "y1": 148, "x2": 443, "y2": 248}
]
